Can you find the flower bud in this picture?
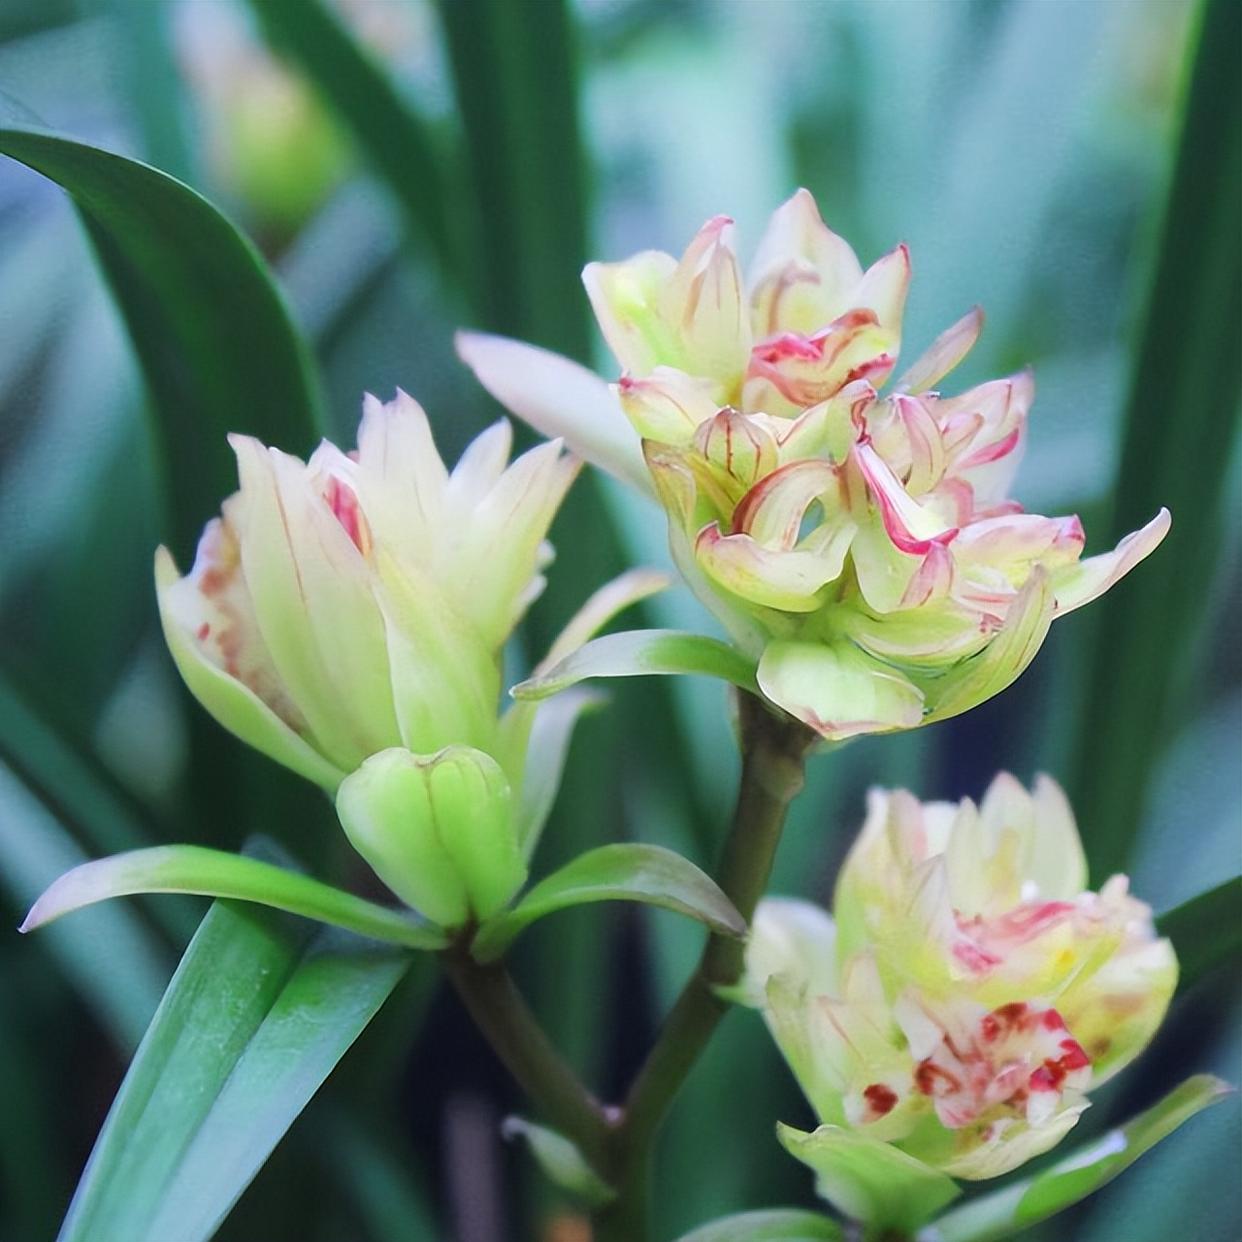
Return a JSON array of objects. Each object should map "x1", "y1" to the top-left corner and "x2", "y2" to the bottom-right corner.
[
  {"x1": 335, "y1": 746, "x2": 525, "y2": 928},
  {"x1": 156, "y1": 391, "x2": 578, "y2": 788}
]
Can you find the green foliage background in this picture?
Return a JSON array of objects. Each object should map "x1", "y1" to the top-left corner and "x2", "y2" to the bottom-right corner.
[{"x1": 0, "y1": 0, "x2": 1237, "y2": 1239}]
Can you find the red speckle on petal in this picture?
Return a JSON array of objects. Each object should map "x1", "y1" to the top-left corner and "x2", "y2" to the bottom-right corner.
[
  {"x1": 323, "y1": 475, "x2": 372, "y2": 556},
  {"x1": 1042, "y1": 1009, "x2": 1067, "y2": 1032},
  {"x1": 916, "y1": 1061, "x2": 962, "y2": 1096},
  {"x1": 863, "y1": 1083, "x2": 898, "y2": 1117}
]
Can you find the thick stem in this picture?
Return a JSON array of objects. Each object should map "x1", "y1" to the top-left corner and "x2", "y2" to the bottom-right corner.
[
  {"x1": 442, "y1": 946, "x2": 612, "y2": 1173},
  {"x1": 594, "y1": 692, "x2": 814, "y2": 1241}
]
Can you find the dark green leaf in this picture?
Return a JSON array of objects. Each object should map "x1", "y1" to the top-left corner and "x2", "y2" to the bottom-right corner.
[
  {"x1": 0, "y1": 108, "x2": 325, "y2": 561},
  {"x1": 932, "y1": 1075, "x2": 1231, "y2": 1242},
  {"x1": 56, "y1": 889, "x2": 411, "y2": 1242},
  {"x1": 22, "y1": 844, "x2": 448, "y2": 951},
  {"x1": 1156, "y1": 877, "x2": 1242, "y2": 993},
  {"x1": 1070, "y1": 0, "x2": 1242, "y2": 878},
  {"x1": 472, "y1": 843, "x2": 746, "y2": 962}
]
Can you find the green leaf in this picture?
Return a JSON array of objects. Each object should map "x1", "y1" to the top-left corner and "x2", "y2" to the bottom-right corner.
[
  {"x1": 1156, "y1": 877, "x2": 1242, "y2": 993},
  {"x1": 21, "y1": 845, "x2": 448, "y2": 951},
  {"x1": 501, "y1": 1116, "x2": 616, "y2": 1208},
  {"x1": 674, "y1": 1210, "x2": 844, "y2": 1242},
  {"x1": 472, "y1": 843, "x2": 746, "y2": 963},
  {"x1": 931, "y1": 1075, "x2": 1232, "y2": 1242},
  {"x1": 1070, "y1": 0, "x2": 1242, "y2": 878},
  {"x1": 777, "y1": 1123, "x2": 960, "y2": 1233},
  {"x1": 245, "y1": 0, "x2": 456, "y2": 278},
  {"x1": 0, "y1": 108, "x2": 325, "y2": 561},
  {"x1": 511, "y1": 629, "x2": 759, "y2": 702},
  {"x1": 56, "y1": 889, "x2": 411, "y2": 1242}
]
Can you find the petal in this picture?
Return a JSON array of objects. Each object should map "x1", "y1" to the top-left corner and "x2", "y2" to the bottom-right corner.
[
  {"x1": 895, "y1": 307, "x2": 985, "y2": 394},
  {"x1": 844, "y1": 601, "x2": 992, "y2": 665},
  {"x1": 456, "y1": 331, "x2": 653, "y2": 496},
  {"x1": 732, "y1": 459, "x2": 839, "y2": 549},
  {"x1": 693, "y1": 407, "x2": 780, "y2": 488},
  {"x1": 449, "y1": 438, "x2": 581, "y2": 644},
  {"x1": 444, "y1": 418, "x2": 513, "y2": 519},
  {"x1": 1050, "y1": 509, "x2": 1171, "y2": 614},
  {"x1": 1027, "y1": 774, "x2": 1088, "y2": 899},
  {"x1": 616, "y1": 367, "x2": 719, "y2": 444},
  {"x1": 757, "y1": 641, "x2": 925, "y2": 740},
  {"x1": 852, "y1": 244, "x2": 911, "y2": 336},
  {"x1": 582, "y1": 247, "x2": 679, "y2": 375},
  {"x1": 937, "y1": 1104, "x2": 1088, "y2": 1180},
  {"x1": 921, "y1": 566, "x2": 1055, "y2": 725},
  {"x1": 659, "y1": 215, "x2": 751, "y2": 390},
  {"x1": 854, "y1": 442, "x2": 958, "y2": 552},
  {"x1": 229, "y1": 435, "x2": 399, "y2": 771},
  {"x1": 749, "y1": 188, "x2": 865, "y2": 336},
  {"x1": 695, "y1": 523, "x2": 844, "y2": 611},
  {"x1": 353, "y1": 389, "x2": 448, "y2": 549},
  {"x1": 742, "y1": 897, "x2": 841, "y2": 1006},
  {"x1": 155, "y1": 547, "x2": 346, "y2": 791}
]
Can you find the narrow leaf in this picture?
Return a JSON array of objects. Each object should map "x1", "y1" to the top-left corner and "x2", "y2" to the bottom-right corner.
[
  {"x1": 1156, "y1": 876, "x2": 1242, "y2": 993},
  {"x1": 512, "y1": 629, "x2": 759, "y2": 702},
  {"x1": 674, "y1": 1210, "x2": 844, "y2": 1242},
  {"x1": 1071, "y1": 0, "x2": 1242, "y2": 877},
  {"x1": 56, "y1": 892, "x2": 410, "y2": 1242},
  {"x1": 932, "y1": 1075, "x2": 1232, "y2": 1242},
  {"x1": 22, "y1": 845, "x2": 447, "y2": 951},
  {"x1": 472, "y1": 843, "x2": 746, "y2": 962},
  {"x1": 0, "y1": 110, "x2": 325, "y2": 561}
]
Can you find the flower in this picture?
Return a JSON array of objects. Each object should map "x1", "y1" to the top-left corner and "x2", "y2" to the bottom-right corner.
[
  {"x1": 157, "y1": 390, "x2": 577, "y2": 790},
  {"x1": 157, "y1": 391, "x2": 663, "y2": 927},
  {"x1": 458, "y1": 190, "x2": 1169, "y2": 740},
  {"x1": 741, "y1": 774, "x2": 1176, "y2": 1198}
]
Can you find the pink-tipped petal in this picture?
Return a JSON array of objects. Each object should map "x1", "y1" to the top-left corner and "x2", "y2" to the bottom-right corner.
[
  {"x1": 1050, "y1": 509, "x2": 1172, "y2": 615},
  {"x1": 694, "y1": 523, "x2": 845, "y2": 611},
  {"x1": 895, "y1": 307, "x2": 985, "y2": 395}
]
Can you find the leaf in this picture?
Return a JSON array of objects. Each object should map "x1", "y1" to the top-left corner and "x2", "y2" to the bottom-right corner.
[
  {"x1": 931, "y1": 1075, "x2": 1232, "y2": 1242},
  {"x1": 21, "y1": 845, "x2": 448, "y2": 951},
  {"x1": 777, "y1": 1123, "x2": 960, "y2": 1233},
  {"x1": 472, "y1": 843, "x2": 746, "y2": 962},
  {"x1": 1070, "y1": 0, "x2": 1242, "y2": 878},
  {"x1": 1156, "y1": 876, "x2": 1242, "y2": 993},
  {"x1": 56, "y1": 888, "x2": 411, "y2": 1242},
  {"x1": 0, "y1": 108, "x2": 325, "y2": 561},
  {"x1": 244, "y1": 0, "x2": 455, "y2": 278},
  {"x1": 673, "y1": 1208, "x2": 844, "y2": 1242},
  {"x1": 501, "y1": 1116, "x2": 616, "y2": 1208},
  {"x1": 512, "y1": 629, "x2": 759, "y2": 702}
]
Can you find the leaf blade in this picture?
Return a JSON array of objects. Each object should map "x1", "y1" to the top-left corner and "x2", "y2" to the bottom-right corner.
[
  {"x1": 22, "y1": 845, "x2": 447, "y2": 951},
  {"x1": 473, "y1": 842, "x2": 746, "y2": 962},
  {"x1": 1156, "y1": 876, "x2": 1242, "y2": 993},
  {"x1": 56, "y1": 893, "x2": 411, "y2": 1242},
  {"x1": 512, "y1": 629, "x2": 759, "y2": 701}
]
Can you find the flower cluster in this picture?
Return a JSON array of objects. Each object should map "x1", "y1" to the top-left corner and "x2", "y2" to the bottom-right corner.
[
  {"x1": 742, "y1": 774, "x2": 1176, "y2": 1191},
  {"x1": 460, "y1": 190, "x2": 1168, "y2": 739}
]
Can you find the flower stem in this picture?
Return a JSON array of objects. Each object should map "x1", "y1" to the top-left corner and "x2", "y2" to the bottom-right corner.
[
  {"x1": 594, "y1": 691, "x2": 815, "y2": 1241},
  {"x1": 442, "y1": 946, "x2": 612, "y2": 1173}
]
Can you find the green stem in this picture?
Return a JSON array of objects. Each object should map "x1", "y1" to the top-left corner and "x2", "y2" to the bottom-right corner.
[
  {"x1": 594, "y1": 692, "x2": 815, "y2": 1241},
  {"x1": 441, "y1": 946, "x2": 612, "y2": 1172}
]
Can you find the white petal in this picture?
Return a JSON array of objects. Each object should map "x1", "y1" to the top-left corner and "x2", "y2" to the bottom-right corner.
[{"x1": 456, "y1": 331, "x2": 653, "y2": 497}]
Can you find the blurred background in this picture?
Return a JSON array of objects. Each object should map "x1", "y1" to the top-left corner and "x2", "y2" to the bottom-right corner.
[{"x1": 0, "y1": 0, "x2": 1238, "y2": 1239}]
